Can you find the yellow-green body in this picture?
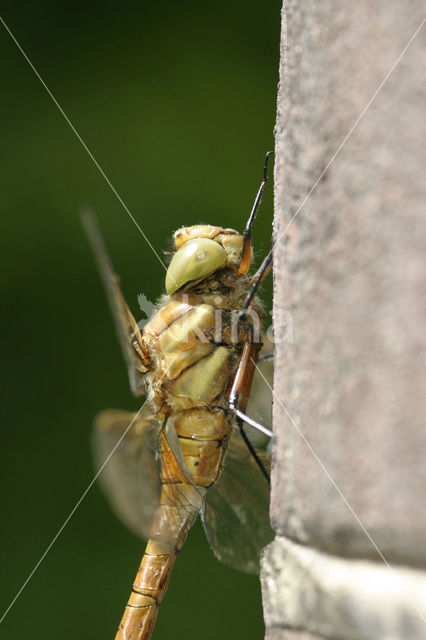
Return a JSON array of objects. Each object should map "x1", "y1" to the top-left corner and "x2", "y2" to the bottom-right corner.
[{"x1": 87, "y1": 221, "x2": 265, "y2": 640}]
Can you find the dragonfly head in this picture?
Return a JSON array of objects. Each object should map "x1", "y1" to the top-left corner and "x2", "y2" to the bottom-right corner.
[{"x1": 165, "y1": 225, "x2": 244, "y2": 295}]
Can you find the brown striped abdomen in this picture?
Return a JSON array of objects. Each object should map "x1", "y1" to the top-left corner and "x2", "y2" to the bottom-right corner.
[
  {"x1": 116, "y1": 293, "x2": 257, "y2": 639},
  {"x1": 115, "y1": 433, "x2": 205, "y2": 640},
  {"x1": 115, "y1": 537, "x2": 177, "y2": 640},
  {"x1": 173, "y1": 407, "x2": 231, "y2": 487}
]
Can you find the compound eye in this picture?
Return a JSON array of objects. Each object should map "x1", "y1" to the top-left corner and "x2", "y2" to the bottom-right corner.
[{"x1": 165, "y1": 238, "x2": 227, "y2": 294}]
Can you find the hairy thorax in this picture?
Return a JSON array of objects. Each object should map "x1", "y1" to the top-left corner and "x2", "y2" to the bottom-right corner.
[
  {"x1": 141, "y1": 278, "x2": 262, "y2": 487},
  {"x1": 143, "y1": 278, "x2": 261, "y2": 411}
]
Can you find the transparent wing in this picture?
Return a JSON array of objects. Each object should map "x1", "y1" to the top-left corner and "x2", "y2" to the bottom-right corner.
[
  {"x1": 82, "y1": 211, "x2": 148, "y2": 396},
  {"x1": 201, "y1": 428, "x2": 273, "y2": 575},
  {"x1": 150, "y1": 421, "x2": 206, "y2": 545},
  {"x1": 94, "y1": 406, "x2": 205, "y2": 545},
  {"x1": 245, "y1": 337, "x2": 273, "y2": 448},
  {"x1": 93, "y1": 402, "x2": 163, "y2": 540}
]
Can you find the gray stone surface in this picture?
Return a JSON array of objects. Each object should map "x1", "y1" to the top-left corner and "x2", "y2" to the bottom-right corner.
[
  {"x1": 262, "y1": 537, "x2": 426, "y2": 640},
  {"x1": 270, "y1": 0, "x2": 426, "y2": 565},
  {"x1": 262, "y1": 2, "x2": 426, "y2": 639},
  {"x1": 266, "y1": 630, "x2": 325, "y2": 640}
]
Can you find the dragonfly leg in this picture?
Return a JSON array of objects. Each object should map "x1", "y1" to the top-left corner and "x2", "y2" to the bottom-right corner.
[
  {"x1": 228, "y1": 339, "x2": 273, "y2": 438},
  {"x1": 233, "y1": 246, "x2": 274, "y2": 436},
  {"x1": 228, "y1": 343, "x2": 272, "y2": 482},
  {"x1": 257, "y1": 351, "x2": 273, "y2": 363},
  {"x1": 228, "y1": 329, "x2": 273, "y2": 434},
  {"x1": 241, "y1": 243, "x2": 273, "y2": 313},
  {"x1": 236, "y1": 416, "x2": 270, "y2": 484},
  {"x1": 237, "y1": 151, "x2": 273, "y2": 277},
  {"x1": 229, "y1": 405, "x2": 273, "y2": 439}
]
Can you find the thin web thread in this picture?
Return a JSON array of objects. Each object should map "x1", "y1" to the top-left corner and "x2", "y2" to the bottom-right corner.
[{"x1": 0, "y1": 15, "x2": 168, "y2": 275}]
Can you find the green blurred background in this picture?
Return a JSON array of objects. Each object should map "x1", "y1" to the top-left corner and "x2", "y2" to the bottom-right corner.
[{"x1": 0, "y1": 2, "x2": 280, "y2": 638}]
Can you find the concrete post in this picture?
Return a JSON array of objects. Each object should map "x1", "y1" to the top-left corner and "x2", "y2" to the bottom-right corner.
[{"x1": 261, "y1": 3, "x2": 426, "y2": 638}]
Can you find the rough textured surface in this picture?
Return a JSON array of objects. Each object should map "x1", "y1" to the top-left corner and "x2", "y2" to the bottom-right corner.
[
  {"x1": 266, "y1": 629, "x2": 326, "y2": 640},
  {"x1": 270, "y1": 2, "x2": 426, "y2": 563},
  {"x1": 262, "y1": 537, "x2": 426, "y2": 640},
  {"x1": 261, "y1": 1, "x2": 426, "y2": 638}
]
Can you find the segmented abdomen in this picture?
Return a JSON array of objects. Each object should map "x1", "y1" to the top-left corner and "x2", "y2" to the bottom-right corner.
[
  {"x1": 115, "y1": 293, "x2": 252, "y2": 639},
  {"x1": 115, "y1": 433, "x2": 205, "y2": 640}
]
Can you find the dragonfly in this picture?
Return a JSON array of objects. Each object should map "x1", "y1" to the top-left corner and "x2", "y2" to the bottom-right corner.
[{"x1": 84, "y1": 153, "x2": 274, "y2": 640}]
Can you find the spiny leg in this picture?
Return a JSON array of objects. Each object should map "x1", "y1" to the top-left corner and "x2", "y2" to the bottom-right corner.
[
  {"x1": 236, "y1": 416, "x2": 270, "y2": 485},
  {"x1": 242, "y1": 245, "x2": 273, "y2": 312},
  {"x1": 239, "y1": 151, "x2": 274, "y2": 309},
  {"x1": 228, "y1": 152, "x2": 275, "y2": 477},
  {"x1": 235, "y1": 254, "x2": 274, "y2": 435},
  {"x1": 229, "y1": 404, "x2": 273, "y2": 440},
  {"x1": 237, "y1": 151, "x2": 273, "y2": 277},
  {"x1": 228, "y1": 342, "x2": 273, "y2": 483}
]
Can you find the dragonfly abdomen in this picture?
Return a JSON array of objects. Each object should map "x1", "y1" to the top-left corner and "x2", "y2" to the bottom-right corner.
[
  {"x1": 116, "y1": 538, "x2": 176, "y2": 640},
  {"x1": 115, "y1": 439, "x2": 203, "y2": 640},
  {"x1": 173, "y1": 407, "x2": 231, "y2": 487}
]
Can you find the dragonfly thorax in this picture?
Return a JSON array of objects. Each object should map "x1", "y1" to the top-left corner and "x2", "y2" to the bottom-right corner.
[{"x1": 87, "y1": 151, "x2": 273, "y2": 640}]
